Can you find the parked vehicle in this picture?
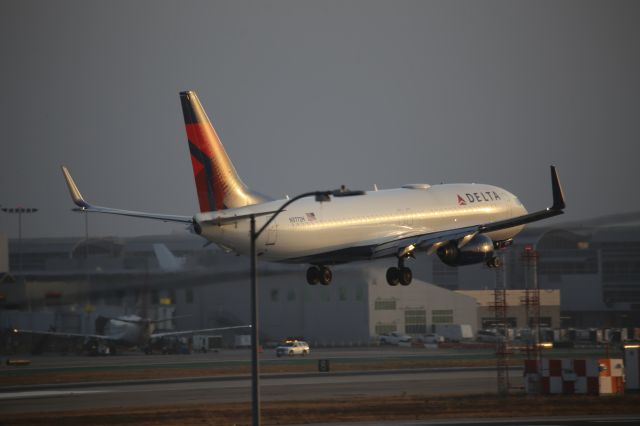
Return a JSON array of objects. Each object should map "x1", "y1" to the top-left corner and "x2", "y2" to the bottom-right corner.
[
  {"x1": 477, "y1": 329, "x2": 501, "y2": 343},
  {"x1": 433, "y1": 324, "x2": 473, "y2": 342},
  {"x1": 275, "y1": 340, "x2": 310, "y2": 357},
  {"x1": 419, "y1": 333, "x2": 444, "y2": 344},
  {"x1": 379, "y1": 332, "x2": 412, "y2": 345}
]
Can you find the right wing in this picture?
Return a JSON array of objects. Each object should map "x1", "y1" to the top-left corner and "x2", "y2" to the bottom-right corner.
[
  {"x1": 292, "y1": 166, "x2": 566, "y2": 265},
  {"x1": 61, "y1": 166, "x2": 193, "y2": 224},
  {"x1": 372, "y1": 165, "x2": 566, "y2": 258},
  {"x1": 150, "y1": 324, "x2": 251, "y2": 339}
]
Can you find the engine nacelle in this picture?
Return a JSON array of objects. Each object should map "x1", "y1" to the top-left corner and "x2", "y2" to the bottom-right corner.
[{"x1": 437, "y1": 234, "x2": 495, "y2": 267}]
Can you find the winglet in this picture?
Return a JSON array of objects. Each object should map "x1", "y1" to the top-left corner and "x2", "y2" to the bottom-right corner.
[
  {"x1": 61, "y1": 166, "x2": 90, "y2": 209},
  {"x1": 550, "y1": 165, "x2": 566, "y2": 211}
]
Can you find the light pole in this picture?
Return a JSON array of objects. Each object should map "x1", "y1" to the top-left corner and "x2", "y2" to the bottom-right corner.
[
  {"x1": 2, "y1": 206, "x2": 38, "y2": 328},
  {"x1": 1, "y1": 207, "x2": 38, "y2": 285},
  {"x1": 249, "y1": 188, "x2": 364, "y2": 426}
]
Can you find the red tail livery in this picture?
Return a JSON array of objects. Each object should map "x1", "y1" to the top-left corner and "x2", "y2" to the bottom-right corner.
[{"x1": 180, "y1": 91, "x2": 267, "y2": 212}]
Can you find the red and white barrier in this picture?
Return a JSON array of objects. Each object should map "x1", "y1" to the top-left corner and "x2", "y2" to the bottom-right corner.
[
  {"x1": 598, "y1": 358, "x2": 625, "y2": 395},
  {"x1": 524, "y1": 358, "x2": 621, "y2": 395}
]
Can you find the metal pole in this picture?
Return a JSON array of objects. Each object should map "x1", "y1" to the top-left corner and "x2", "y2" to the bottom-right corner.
[
  {"x1": 248, "y1": 192, "x2": 320, "y2": 426},
  {"x1": 84, "y1": 212, "x2": 91, "y2": 334},
  {"x1": 250, "y1": 215, "x2": 260, "y2": 426},
  {"x1": 533, "y1": 250, "x2": 540, "y2": 364},
  {"x1": 246, "y1": 189, "x2": 362, "y2": 426},
  {"x1": 2, "y1": 207, "x2": 37, "y2": 318},
  {"x1": 18, "y1": 210, "x2": 22, "y2": 286}
]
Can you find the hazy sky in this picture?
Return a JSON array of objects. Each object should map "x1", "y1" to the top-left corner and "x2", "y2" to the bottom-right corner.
[{"x1": 1, "y1": 1, "x2": 639, "y2": 239}]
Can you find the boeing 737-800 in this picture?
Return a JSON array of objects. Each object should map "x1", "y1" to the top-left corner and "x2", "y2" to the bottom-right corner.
[{"x1": 62, "y1": 90, "x2": 565, "y2": 286}]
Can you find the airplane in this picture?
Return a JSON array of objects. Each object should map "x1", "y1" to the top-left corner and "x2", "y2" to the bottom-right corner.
[
  {"x1": 61, "y1": 90, "x2": 566, "y2": 287},
  {"x1": 13, "y1": 315, "x2": 250, "y2": 354}
]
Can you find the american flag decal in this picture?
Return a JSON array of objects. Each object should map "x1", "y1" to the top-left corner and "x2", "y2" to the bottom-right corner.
[{"x1": 306, "y1": 212, "x2": 317, "y2": 221}]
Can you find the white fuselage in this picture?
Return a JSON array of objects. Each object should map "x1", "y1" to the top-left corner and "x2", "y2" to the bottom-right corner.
[
  {"x1": 105, "y1": 315, "x2": 150, "y2": 344},
  {"x1": 196, "y1": 183, "x2": 528, "y2": 262}
]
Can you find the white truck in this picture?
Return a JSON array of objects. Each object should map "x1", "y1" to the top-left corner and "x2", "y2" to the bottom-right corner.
[
  {"x1": 192, "y1": 335, "x2": 222, "y2": 352},
  {"x1": 433, "y1": 324, "x2": 473, "y2": 342},
  {"x1": 234, "y1": 334, "x2": 251, "y2": 348}
]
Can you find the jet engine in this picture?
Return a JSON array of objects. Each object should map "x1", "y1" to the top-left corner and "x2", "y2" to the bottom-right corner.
[{"x1": 436, "y1": 234, "x2": 497, "y2": 267}]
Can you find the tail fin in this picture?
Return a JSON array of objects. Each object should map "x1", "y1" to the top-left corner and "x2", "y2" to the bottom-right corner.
[
  {"x1": 180, "y1": 90, "x2": 268, "y2": 212},
  {"x1": 152, "y1": 243, "x2": 185, "y2": 272}
]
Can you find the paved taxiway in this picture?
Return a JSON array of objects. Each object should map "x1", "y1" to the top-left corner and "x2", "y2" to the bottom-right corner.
[
  {"x1": 298, "y1": 415, "x2": 640, "y2": 426},
  {"x1": 9, "y1": 346, "x2": 625, "y2": 416},
  {"x1": 1, "y1": 346, "x2": 497, "y2": 370},
  {"x1": 0, "y1": 367, "x2": 512, "y2": 414}
]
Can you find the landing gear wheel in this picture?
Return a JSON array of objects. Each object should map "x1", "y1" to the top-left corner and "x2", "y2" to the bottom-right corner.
[
  {"x1": 487, "y1": 257, "x2": 501, "y2": 268},
  {"x1": 386, "y1": 267, "x2": 400, "y2": 286},
  {"x1": 307, "y1": 266, "x2": 333, "y2": 285},
  {"x1": 399, "y1": 267, "x2": 413, "y2": 286},
  {"x1": 320, "y1": 266, "x2": 332, "y2": 285},
  {"x1": 306, "y1": 266, "x2": 321, "y2": 285}
]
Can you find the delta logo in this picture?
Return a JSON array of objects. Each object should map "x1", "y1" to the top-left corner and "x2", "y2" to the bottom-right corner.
[{"x1": 457, "y1": 191, "x2": 502, "y2": 205}]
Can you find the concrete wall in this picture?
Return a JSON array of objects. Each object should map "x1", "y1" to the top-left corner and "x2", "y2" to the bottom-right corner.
[
  {"x1": 457, "y1": 289, "x2": 561, "y2": 329},
  {"x1": 170, "y1": 263, "x2": 479, "y2": 345},
  {"x1": 367, "y1": 266, "x2": 478, "y2": 336},
  {"x1": 260, "y1": 266, "x2": 370, "y2": 345}
]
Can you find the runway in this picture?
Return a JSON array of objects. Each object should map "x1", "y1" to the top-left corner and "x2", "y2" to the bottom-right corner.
[
  {"x1": 4, "y1": 346, "x2": 619, "y2": 418},
  {"x1": 300, "y1": 416, "x2": 640, "y2": 426},
  {"x1": 1, "y1": 346, "x2": 497, "y2": 370},
  {"x1": 0, "y1": 367, "x2": 510, "y2": 414}
]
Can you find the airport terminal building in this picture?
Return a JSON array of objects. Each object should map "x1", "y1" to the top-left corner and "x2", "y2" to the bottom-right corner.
[
  {"x1": 0, "y1": 233, "x2": 477, "y2": 345},
  {"x1": 1, "y1": 212, "x2": 638, "y2": 346}
]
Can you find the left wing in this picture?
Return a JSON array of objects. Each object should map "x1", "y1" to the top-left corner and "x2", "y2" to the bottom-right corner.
[
  {"x1": 11, "y1": 328, "x2": 118, "y2": 341},
  {"x1": 61, "y1": 166, "x2": 193, "y2": 224},
  {"x1": 150, "y1": 324, "x2": 251, "y2": 339}
]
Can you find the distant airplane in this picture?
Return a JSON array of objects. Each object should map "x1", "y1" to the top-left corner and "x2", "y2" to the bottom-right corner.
[
  {"x1": 61, "y1": 90, "x2": 565, "y2": 286},
  {"x1": 13, "y1": 315, "x2": 249, "y2": 354},
  {"x1": 153, "y1": 243, "x2": 187, "y2": 272}
]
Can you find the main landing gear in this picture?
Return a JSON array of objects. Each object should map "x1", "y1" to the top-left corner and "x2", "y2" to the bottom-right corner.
[
  {"x1": 306, "y1": 265, "x2": 332, "y2": 285},
  {"x1": 306, "y1": 257, "x2": 415, "y2": 287},
  {"x1": 386, "y1": 257, "x2": 413, "y2": 286}
]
